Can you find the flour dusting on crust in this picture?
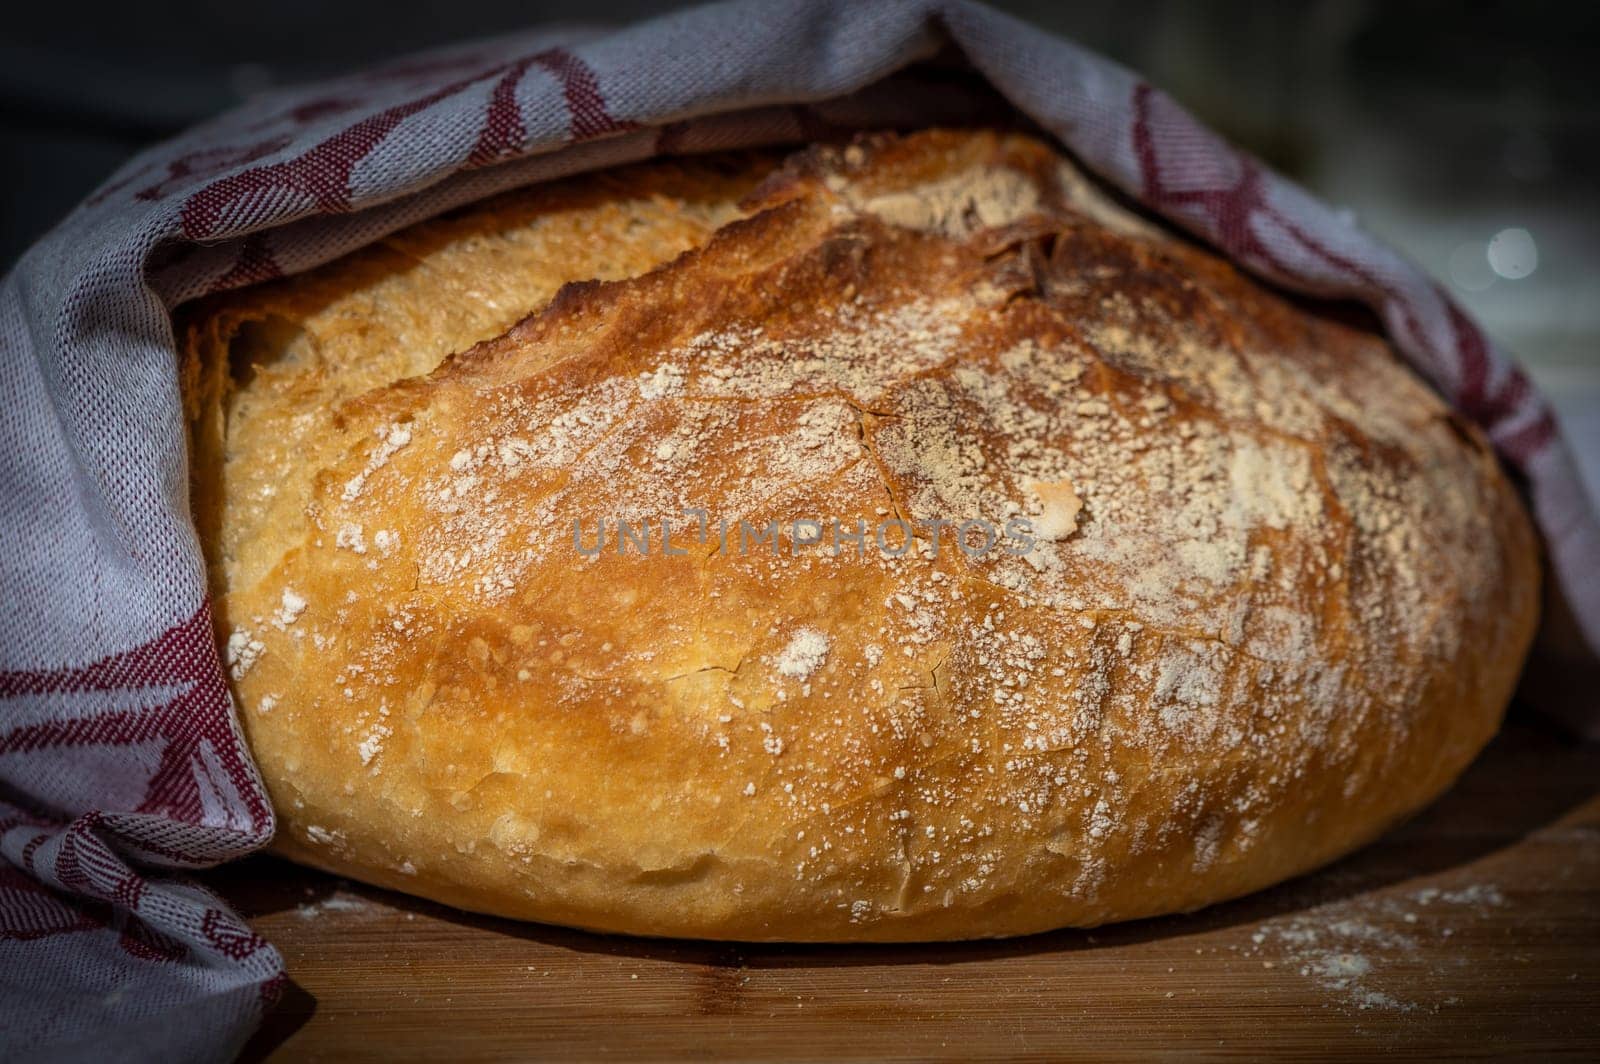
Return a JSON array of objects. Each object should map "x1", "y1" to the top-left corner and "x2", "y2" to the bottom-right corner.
[{"x1": 196, "y1": 131, "x2": 1537, "y2": 939}]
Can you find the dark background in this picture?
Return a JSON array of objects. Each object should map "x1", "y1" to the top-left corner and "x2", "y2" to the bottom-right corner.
[{"x1": 3, "y1": 0, "x2": 1595, "y2": 498}]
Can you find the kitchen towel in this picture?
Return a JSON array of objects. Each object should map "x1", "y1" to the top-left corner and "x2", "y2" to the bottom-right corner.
[{"x1": 3, "y1": 1, "x2": 1597, "y2": 1059}]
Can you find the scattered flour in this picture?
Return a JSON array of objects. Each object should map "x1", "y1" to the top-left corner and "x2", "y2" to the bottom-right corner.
[
  {"x1": 273, "y1": 588, "x2": 307, "y2": 629},
  {"x1": 773, "y1": 629, "x2": 831, "y2": 681},
  {"x1": 1247, "y1": 882, "x2": 1507, "y2": 1012},
  {"x1": 225, "y1": 628, "x2": 265, "y2": 680},
  {"x1": 295, "y1": 891, "x2": 374, "y2": 921},
  {"x1": 341, "y1": 422, "x2": 413, "y2": 501}
]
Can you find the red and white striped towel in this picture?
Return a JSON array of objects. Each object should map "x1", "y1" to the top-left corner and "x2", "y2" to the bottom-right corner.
[{"x1": 3, "y1": 2, "x2": 1596, "y2": 1059}]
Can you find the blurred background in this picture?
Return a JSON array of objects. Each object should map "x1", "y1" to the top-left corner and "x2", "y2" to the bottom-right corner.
[{"x1": 2, "y1": 0, "x2": 1595, "y2": 499}]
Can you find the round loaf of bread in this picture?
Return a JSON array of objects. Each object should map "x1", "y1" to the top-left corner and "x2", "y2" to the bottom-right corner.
[{"x1": 180, "y1": 130, "x2": 1539, "y2": 941}]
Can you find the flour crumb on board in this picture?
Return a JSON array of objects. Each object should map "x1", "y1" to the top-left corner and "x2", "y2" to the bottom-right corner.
[
  {"x1": 1425, "y1": 884, "x2": 1506, "y2": 907},
  {"x1": 1244, "y1": 882, "x2": 1507, "y2": 1012},
  {"x1": 295, "y1": 889, "x2": 375, "y2": 921}
]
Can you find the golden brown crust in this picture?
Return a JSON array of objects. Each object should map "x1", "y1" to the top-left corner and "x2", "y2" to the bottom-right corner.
[
  {"x1": 180, "y1": 154, "x2": 775, "y2": 596},
  {"x1": 184, "y1": 130, "x2": 1539, "y2": 941}
]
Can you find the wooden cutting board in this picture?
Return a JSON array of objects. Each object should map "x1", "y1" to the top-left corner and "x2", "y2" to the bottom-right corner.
[{"x1": 209, "y1": 717, "x2": 1600, "y2": 1061}]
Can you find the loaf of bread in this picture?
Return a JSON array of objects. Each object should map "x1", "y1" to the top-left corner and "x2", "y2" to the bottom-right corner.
[{"x1": 179, "y1": 130, "x2": 1539, "y2": 941}]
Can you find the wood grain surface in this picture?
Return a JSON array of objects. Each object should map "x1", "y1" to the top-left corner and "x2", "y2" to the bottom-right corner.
[{"x1": 208, "y1": 716, "x2": 1600, "y2": 1061}]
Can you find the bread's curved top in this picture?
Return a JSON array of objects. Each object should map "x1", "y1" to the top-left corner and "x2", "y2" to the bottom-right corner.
[
  {"x1": 182, "y1": 153, "x2": 775, "y2": 594},
  {"x1": 182, "y1": 130, "x2": 1538, "y2": 940}
]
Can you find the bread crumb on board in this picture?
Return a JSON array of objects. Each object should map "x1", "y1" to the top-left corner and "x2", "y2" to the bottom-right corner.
[{"x1": 1241, "y1": 881, "x2": 1508, "y2": 1012}]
